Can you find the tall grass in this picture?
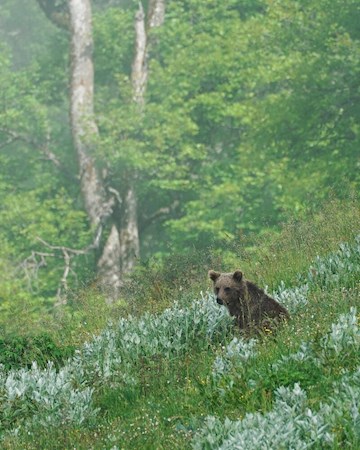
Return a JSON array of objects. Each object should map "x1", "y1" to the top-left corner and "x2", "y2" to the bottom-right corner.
[
  {"x1": 124, "y1": 195, "x2": 360, "y2": 318},
  {"x1": 245, "y1": 195, "x2": 360, "y2": 288}
]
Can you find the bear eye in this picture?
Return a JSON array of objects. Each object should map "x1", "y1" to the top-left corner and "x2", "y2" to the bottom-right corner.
[
  {"x1": 224, "y1": 287, "x2": 231, "y2": 293},
  {"x1": 215, "y1": 287, "x2": 220, "y2": 293}
]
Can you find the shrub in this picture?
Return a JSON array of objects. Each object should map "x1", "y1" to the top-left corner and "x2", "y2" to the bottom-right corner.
[{"x1": 0, "y1": 333, "x2": 75, "y2": 370}]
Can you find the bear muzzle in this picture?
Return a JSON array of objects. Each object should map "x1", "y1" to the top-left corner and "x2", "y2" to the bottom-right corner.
[{"x1": 216, "y1": 297, "x2": 224, "y2": 305}]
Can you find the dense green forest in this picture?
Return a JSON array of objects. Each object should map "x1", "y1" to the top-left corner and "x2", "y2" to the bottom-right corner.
[{"x1": 0, "y1": 0, "x2": 359, "y2": 312}]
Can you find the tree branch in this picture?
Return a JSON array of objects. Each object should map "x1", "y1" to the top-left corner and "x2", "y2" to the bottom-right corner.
[
  {"x1": 36, "y1": 0, "x2": 70, "y2": 31},
  {"x1": 147, "y1": 0, "x2": 165, "y2": 29},
  {"x1": 18, "y1": 221, "x2": 105, "y2": 302},
  {"x1": 0, "y1": 135, "x2": 18, "y2": 149},
  {"x1": 140, "y1": 200, "x2": 179, "y2": 232},
  {"x1": 0, "y1": 127, "x2": 77, "y2": 182}
]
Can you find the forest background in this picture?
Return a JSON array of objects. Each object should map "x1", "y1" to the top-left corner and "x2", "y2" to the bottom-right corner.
[{"x1": 0, "y1": 0, "x2": 359, "y2": 328}]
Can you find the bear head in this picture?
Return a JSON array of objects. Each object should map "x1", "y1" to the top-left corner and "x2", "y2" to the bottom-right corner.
[{"x1": 208, "y1": 269, "x2": 248, "y2": 317}]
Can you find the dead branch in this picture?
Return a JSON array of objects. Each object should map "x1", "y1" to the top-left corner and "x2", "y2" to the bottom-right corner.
[
  {"x1": 18, "y1": 220, "x2": 105, "y2": 302},
  {"x1": 18, "y1": 250, "x2": 54, "y2": 292}
]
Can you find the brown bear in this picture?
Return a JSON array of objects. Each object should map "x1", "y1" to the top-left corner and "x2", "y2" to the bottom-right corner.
[{"x1": 208, "y1": 269, "x2": 289, "y2": 333}]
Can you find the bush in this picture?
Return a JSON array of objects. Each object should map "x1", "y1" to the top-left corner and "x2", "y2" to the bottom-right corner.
[{"x1": 0, "y1": 333, "x2": 75, "y2": 370}]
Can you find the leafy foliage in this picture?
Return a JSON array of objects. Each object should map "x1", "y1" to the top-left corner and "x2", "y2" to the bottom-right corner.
[
  {"x1": 0, "y1": 334, "x2": 75, "y2": 370},
  {"x1": 148, "y1": 0, "x2": 360, "y2": 247},
  {"x1": 0, "y1": 0, "x2": 359, "y2": 319}
]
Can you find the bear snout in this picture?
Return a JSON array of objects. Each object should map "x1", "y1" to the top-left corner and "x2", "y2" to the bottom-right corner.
[{"x1": 216, "y1": 297, "x2": 224, "y2": 305}]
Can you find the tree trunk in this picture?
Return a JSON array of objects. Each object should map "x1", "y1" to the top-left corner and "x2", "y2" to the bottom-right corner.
[
  {"x1": 69, "y1": 0, "x2": 123, "y2": 295},
  {"x1": 69, "y1": 0, "x2": 103, "y2": 227},
  {"x1": 119, "y1": 0, "x2": 165, "y2": 276},
  {"x1": 132, "y1": 0, "x2": 166, "y2": 108},
  {"x1": 148, "y1": 0, "x2": 165, "y2": 29},
  {"x1": 119, "y1": 184, "x2": 140, "y2": 274},
  {"x1": 38, "y1": 0, "x2": 165, "y2": 300}
]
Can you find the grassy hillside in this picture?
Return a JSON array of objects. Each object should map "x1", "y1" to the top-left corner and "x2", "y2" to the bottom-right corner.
[{"x1": 1, "y1": 198, "x2": 360, "y2": 449}]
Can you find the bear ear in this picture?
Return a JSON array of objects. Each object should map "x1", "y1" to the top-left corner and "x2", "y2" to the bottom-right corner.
[
  {"x1": 208, "y1": 270, "x2": 221, "y2": 282},
  {"x1": 233, "y1": 270, "x2": 243, "y2": 282}
]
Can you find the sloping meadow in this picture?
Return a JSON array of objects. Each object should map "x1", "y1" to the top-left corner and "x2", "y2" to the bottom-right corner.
[
  {"x1": 0, "y1": 236, "x2": 359, "y2": 447},
  {"x1": 196, "y1": 307, "x2": 360, "y2": 449},
  {"x1": 195, "y1": 235, "x2": 360, "y2": 449},
  {"x1": 0, "y1": 292, "x2": 233, "y2": 435}
]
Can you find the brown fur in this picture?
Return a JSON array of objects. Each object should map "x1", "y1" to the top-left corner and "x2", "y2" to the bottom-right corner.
[{"x1": 209, "y1": 270, "x2": 289, "y2": 333}]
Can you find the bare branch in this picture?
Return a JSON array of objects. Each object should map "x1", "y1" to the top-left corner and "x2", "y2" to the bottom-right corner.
[
  {"x1": 0, "y1": 128, "x2": 23, "y2": 147},
  {"x1": 18, "y1": 220, "x2": 105, "y2": 302},
  {"x1": 0, "y1": 135, "x2": 18, "y2": 149},
  {"x1": 57, "y1": 249, "x2": 71, "y2": 301},
  {"x1": 18, "y1": 250, "x2": 54, "y2": 292}
]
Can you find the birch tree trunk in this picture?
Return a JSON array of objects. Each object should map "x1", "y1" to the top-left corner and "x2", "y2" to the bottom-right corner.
[
  {"x1": 132, "y1": 0, "x2": 166, "y2": 109},
  {"x1": 69, "y1": 0, "x2": 104, "y2": 227},
  {"x1": 69, "y1": 0, "x2": 123, "y2": 295},
  {"x1": 38, "y1": 0, "x2": 165, "y2": 299},
  {"x1": 69, "y1": 0, "x2": 166, "y2": 297},
  {"x1": 120, "y1": 0, "x2": 165, "y2": 276}
]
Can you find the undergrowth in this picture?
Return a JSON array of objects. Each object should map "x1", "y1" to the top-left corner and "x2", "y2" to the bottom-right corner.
[{"x1": 0, "y1": 197, "x2": 359, "y2": 449}]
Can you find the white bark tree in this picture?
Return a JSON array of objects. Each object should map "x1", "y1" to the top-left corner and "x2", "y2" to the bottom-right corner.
[
  {"x1": 121, "y1": 0, "x2": 166, "y2": 275},
  {"x1": 69, "y1": 0, "x2": 123, "y2": 295},
  {"x1": 36, "y1": 0, "x2": 165, "y2": 299}
]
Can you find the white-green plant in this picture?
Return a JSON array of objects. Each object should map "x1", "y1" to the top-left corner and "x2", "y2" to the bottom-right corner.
[
  {"x1": 273, "y1": 282, "x2": 309, "y2": 314},
  {"x1": 306, "y1": 236, "x2": 360, "y2": 289},
  {"x1": 193, "y1": 383, "x2": 333, "y2": 450},
  {"x1": 1, "y1": 236, "x2": 359, "y2": 439},
  {"x1": 76, "y1": 292, "x2": 233, "y2": 384},
  {"x1": 272, "y1": 234, "x2": 360, "y2": 314},
  {"x1": 212, "y1": 337, "x2": 257, "y2": 381},
  {"x1": 193, "y1": 366, "x2": 360, "y2": 450},
  {"x1": 271, "y1": 342, "x2": 320, "y2": 372},
  {"x1": 272, "y1": 307, "x2": 359, "y2": 373},
  {"x1": 193, "y1": 308, "x2": 360, "y2": 450},
  {"x1": 0, "y1": 292, "x2": 233, "y2": 437},
  {"x1": 320, "y1": 306, "x2": 360, "y2": 357},
  {"x1": 0, "y1": 360, "x2": 97, "y2": 435}
]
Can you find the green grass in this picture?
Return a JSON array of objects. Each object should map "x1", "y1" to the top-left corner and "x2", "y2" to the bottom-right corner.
[
  {"x1": 234, "y1": 195, "x2": 360, "y2": 288},
  {"x1": 2, "y1": 285, "x2": 359, "y2": 449},
  {"x1": 1, "y1": 197, "x2": 360, "y2": 449}
]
